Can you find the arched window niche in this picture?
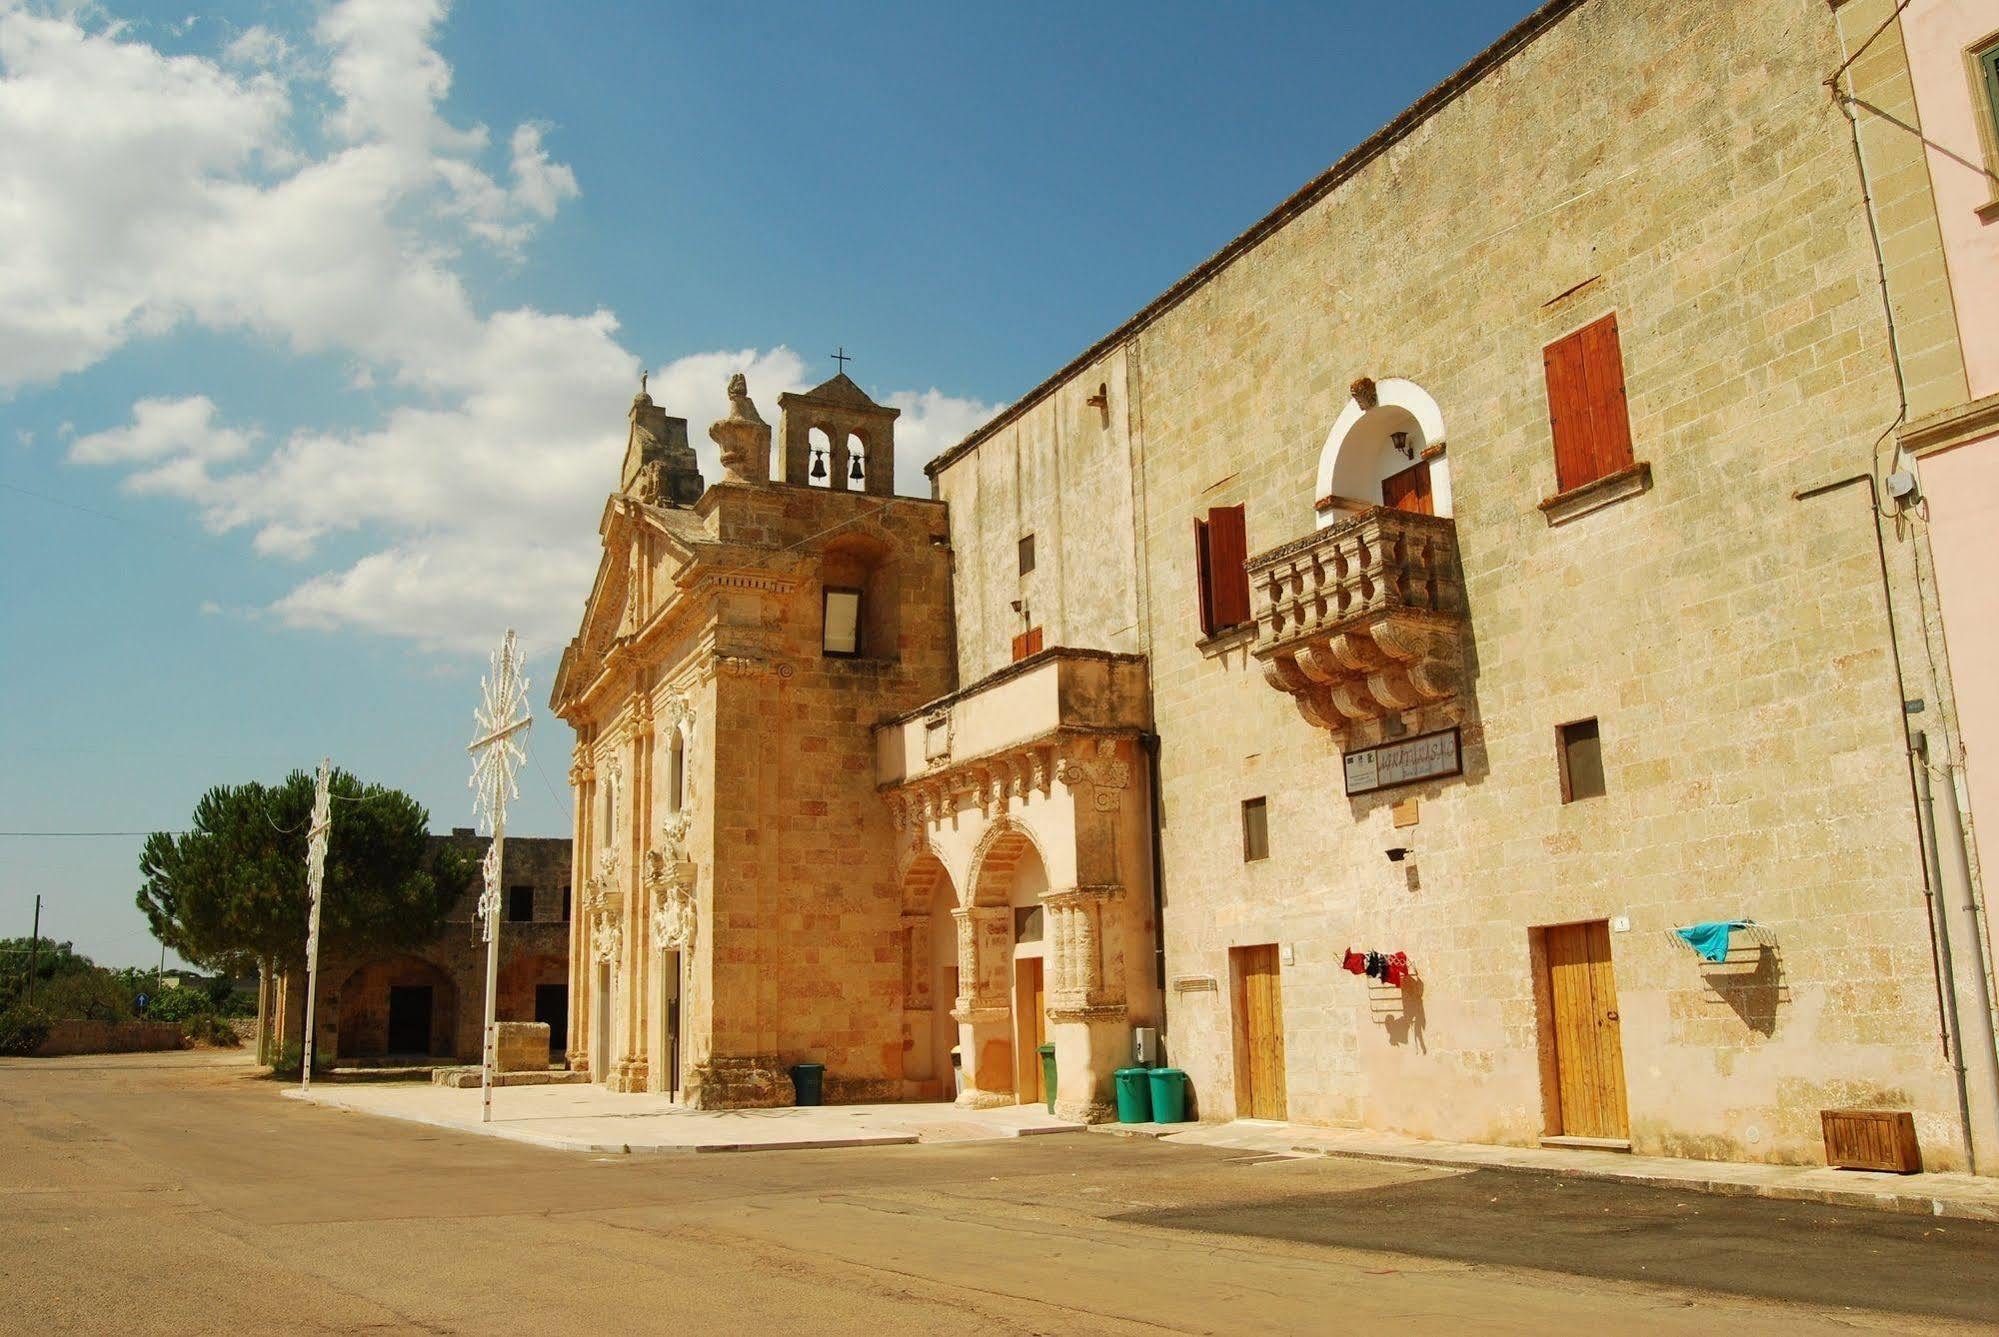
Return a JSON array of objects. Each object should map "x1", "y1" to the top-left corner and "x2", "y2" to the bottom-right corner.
[
  {"x1": 1313, "y1": 377, "x2": 1452, "y2": 527},
  {"x1": 666, "y1": 724, "x2": 687, "y2": 815}
]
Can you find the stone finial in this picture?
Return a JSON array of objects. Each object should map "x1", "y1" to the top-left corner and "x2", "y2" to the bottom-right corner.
[{"x1": 710, "y1": 372, "x2": 771, "y2": 485}]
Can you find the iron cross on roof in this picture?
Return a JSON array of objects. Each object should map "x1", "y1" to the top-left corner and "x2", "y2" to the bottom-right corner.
[{"x1": 831, "y1": 346, "x2": 851, "y2": 373}]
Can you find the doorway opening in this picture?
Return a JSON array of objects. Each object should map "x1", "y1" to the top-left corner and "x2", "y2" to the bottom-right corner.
[
  {"x1": 1531, "y1": 920, "x2": 1631, "y2": 1143},
  {"x1": 656, "y1": 949, "x2": 682, "y2": 1100},
  {"x1": 1013, "y1": 956, "x2": 1047, "y2": 1105},
  {"x1": 593, "y1": 962, "x2": 613, "y2": 1085},
  {"x1": 386, "y1": 985, "x2": 433, "y2": 1056},
  {"x1": 1230, "y1": 944, "x2": 1287, "y2": 1120},
  {"x1": 535, "y1": 983, "x2": 568, "y2": 1058}
]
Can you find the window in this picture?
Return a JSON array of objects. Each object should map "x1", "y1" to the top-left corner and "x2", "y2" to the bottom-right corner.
[
  {"x1": 1193, "y1": 504, "x2": 1252, "y2": 638},
  {"x1": 507, "y1": 885, "x2": 535, "y2": 922},
  {"x1": 1981, "y1": 41, "x2": 1999, "y2": 149},
  {"x1": 667, "y1": 726, "x2": 686, "y2": 814},
  {"x1": 1241, "y1": 796, "x2": 1270, "y2": 862},
  {"x1": 561, "y1": 886, "x2": 572, "y2": 921},
  {"x1": 1010, "y1": 626, "x2": 1044, "y2": 662},
  {"x1": 1013, "y1": 905, "x2": 1043, "y2": 943},
  {"x1": 1018, "y1": 533, "x2": 1036, "y2": 576},
  {"x1": 1543, "y1": 313, "x2": 1635, "y2": 493},
  {"x1": 822, "y1": 586, "x2": 862, "y2": 656},
  {"x1": 1558, "y1": 718, "x2": 1606, "y2": 803}
]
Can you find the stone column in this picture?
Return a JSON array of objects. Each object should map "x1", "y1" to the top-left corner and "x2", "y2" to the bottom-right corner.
[
  {"x1": 1044, "y1": 884, "x2": 1128, "y2": 1123},
  {"x1": 952, "y1": 906, "x2": 1015, "y2": 1108},
  {"x1": 614, "y1": 714, "x2": 650, "y2": 1093}
]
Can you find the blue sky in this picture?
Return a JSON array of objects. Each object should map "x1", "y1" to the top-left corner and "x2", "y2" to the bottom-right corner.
[{"x1": 0, "y1": 0, "x2": 1532, "y2": 969}]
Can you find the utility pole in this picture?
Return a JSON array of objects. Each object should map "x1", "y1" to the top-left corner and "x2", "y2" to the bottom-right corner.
[
  {"x1": 24, "y1": 895, "x2": 40, "y2": 1005},
  {"x1": 155, "y1": 940, "x2": 165, "y2": 998},
  {"x1": 468, "y1": 629, "x2": 531, "y2": 1124}
]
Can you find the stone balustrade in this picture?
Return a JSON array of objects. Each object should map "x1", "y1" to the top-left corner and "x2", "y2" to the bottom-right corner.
[{"x1": 1246, "y1": 506, "x2": 1468, "y2": 746}]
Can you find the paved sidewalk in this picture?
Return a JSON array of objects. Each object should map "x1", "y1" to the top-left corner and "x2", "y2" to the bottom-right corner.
[
  {"x1": 1117, "y1": 1119, "x2": 1999, "y2": 1223},
  {"x1": 287, "y1": 1081, "x2": 1082, "y2": 1153}
]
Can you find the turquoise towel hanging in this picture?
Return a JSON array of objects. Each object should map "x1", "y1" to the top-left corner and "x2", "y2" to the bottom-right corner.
[{"x1": 1673, "y1": 919, "x2": 1751, "y2": 963}]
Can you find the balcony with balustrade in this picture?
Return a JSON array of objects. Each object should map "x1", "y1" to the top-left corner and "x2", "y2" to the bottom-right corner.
[{"x1": 1246, "y1": 506, "x2": 1469, "y2": 749}]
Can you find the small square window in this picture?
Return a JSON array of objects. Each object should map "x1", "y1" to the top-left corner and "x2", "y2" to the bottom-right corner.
[
  {"x1": 1241, "y1": 797, "x2": 1269, "y2": 862},
  {"x1": 822, "y1": 587, "x2": 862, "y2": 657},
  {"x1": 1018, "y1": 533, "x2": 1036, "y2": 576},
  {"x1": 1980, "y1": 42, "x2": 1999, "y2": 142},
  {"x1": 1558, "y1": 718, "x2": 1606, "y2": 803},
  {"x1": 1013, "y1": 905, "x2": 1043, "y2": 943},
  {"x1": 507, "y1": 885, "x2": 535, "y2": 922}
]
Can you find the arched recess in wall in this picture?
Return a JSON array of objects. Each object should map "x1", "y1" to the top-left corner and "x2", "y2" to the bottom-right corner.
[
  {"x1": 845, "y1": 431, "x2": 867, "y2": 488},
  {"x1": 1314, "y1": 378, "x2": 1452, "y2": 523},
  {"x1": 821, "y1": 531, "x2": 898, "y2": 661}
]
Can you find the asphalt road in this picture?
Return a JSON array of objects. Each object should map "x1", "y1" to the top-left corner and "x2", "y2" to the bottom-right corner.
[{"x1": 3, "y1": 1051, "x2": 1996, "y2": 1335}]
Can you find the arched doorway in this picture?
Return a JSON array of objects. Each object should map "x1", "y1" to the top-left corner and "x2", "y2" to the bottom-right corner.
[
  {"x1": 966, "y1": 822, "x2": 1050, "y2": 1107},
  {"x1": 334, "y1": 955, "x2": 457, "y2": 1059},
  {"x1": 897, "y1": 847, "x2": 957, "y2": 1100},
  {"x1": 1315, "y1": 377, "x2": 1452, "y2": 521}
]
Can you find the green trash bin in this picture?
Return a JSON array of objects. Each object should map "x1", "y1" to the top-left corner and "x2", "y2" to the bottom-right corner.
[
  {"x1": 1114, "y1": 1067, "x2": 1154, "y2": 1123},
  {"x1": 1148, "y1": 1067, "x2": 1188, "y2": 1124},
  {"x1": 1037, "y1": 1043, "x2": 1057, "y2": 1114},
  {"x1": 790, "y1": 1062, "x2": 825, "y2": 1107}
]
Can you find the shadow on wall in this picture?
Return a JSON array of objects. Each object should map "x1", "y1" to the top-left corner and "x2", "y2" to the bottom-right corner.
[
  {"x1": 1374, "y1": 977, "x2": 1428, "y2": 1052},
  {"x1": 1705, "y1": 946, "x2": 1785, "y2": 1038}
]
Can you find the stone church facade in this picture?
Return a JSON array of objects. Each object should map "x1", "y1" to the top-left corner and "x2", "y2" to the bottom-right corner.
[{"x1": 551, "y1": 0, "x2": 1999, "y2": 1170}]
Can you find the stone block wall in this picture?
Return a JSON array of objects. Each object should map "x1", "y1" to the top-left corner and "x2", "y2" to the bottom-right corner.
[{"x1": 929, "y1": 0, "x2": 1969, "y2": 1166}]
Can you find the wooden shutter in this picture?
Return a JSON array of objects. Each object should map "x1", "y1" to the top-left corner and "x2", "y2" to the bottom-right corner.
[
  {"x1": 1193, "y1": 514, "x2": 1217, "y2": 638},
  {"x1": 1578, "y1": 314, "x2": 1633, "y2": 482},
  {"x1": 1206, "y1": 504, "x2": 1252, "y2": 630},
  {"x1": 1381, "y1": 461, "x2": 1434, "y2": 515},
  {"x1": 1544, "y1": 312, "x2": 1634, "y2": 493},
  {"x1": 1023, "y1": 627, "x2": 1043, "y2": 658}
]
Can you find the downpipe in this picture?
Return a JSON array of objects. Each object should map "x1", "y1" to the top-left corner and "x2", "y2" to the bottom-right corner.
[{"x1": 1918, "y1": 731, "x2": 1999, "y2": 1176}]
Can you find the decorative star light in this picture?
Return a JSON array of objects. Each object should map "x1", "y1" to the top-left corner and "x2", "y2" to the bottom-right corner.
[
  {"x1": 300, "y1": 756, "x2": 333, "y2": 1094},
  {"x1": 469, "y1": 629, "x2": 531, "y2": 841}
]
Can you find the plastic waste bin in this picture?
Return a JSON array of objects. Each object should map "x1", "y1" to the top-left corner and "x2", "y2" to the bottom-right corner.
[
  {"x1": 1114, "y1": 1066, "x2": 1154, "y2": 1123},
  {"x1": 1148, "y1": 1066, "x2": 1188, "y2": 1124},
  {"x1": 790, "y1": 1062, "x2": 825, "y2": 1107},
  {"x1": 1037, "y1": 1043, "x2": 1057, "y2": 1114}
]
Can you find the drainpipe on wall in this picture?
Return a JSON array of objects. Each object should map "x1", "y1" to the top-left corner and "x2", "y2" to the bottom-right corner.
[
  {"x1": 1917, "y1": 731, "x2": 1999, "y2": 1175},
  {"x1": 1142, "y1": 731, "x2": 1167, "y2": 999}
]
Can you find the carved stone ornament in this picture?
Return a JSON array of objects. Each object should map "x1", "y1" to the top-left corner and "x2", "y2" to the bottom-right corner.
[
  {"x1": 646, "y1": 848, "x2": 697, "y2": 951},
  {"x1": 710, "y1": 372, "x2": 772, "y2": 486},
  {"x1": 1350, "y1": 376, "x2": 1379, "y2": 410},
  {"x1": 591, "y1": 916, "x2": 623, "y2": 964}
]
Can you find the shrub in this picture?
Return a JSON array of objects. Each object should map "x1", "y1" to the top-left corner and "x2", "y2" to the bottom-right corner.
[
  {"x1": 143, "y1": 988, "x2": 215, "y2": 1024},
  {"x1": 181, "y1": 1013, "x2": 241, "y2": 1048},
  {"x1": 265, "y1": 1042, "x2": 333, "y2": 1079},
  {"x1": 0, "y1": 1005, "x2": 53, "y2": 1056}
]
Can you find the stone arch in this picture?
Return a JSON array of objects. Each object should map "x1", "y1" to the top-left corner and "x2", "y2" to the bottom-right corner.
[
  {"x1": 966, "y1": 817, "x2": 1050, "y2": 909},
  {"x1": 333, "y1": 953, "x2": 457, "y2": 1059},
  {"x1": 843, "y1": 430, "x2": 868, "y2": 487},
  {"x1": 806, "y1": 426, "x2": 834, "y2": 487},
  {"x1": 1315, "y1": 377, "x2": 1451, "y2": 522},
  {"x1": 823, "y1": 530, "x2": 899, "y2": 662},
  {"x1": 897, "y1": 839, "x2": 954, "y2": 914}
]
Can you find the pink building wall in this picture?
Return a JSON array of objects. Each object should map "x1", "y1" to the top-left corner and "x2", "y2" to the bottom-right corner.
[
  {"x1": 1903, "y1": 1, "x2": 1999, "y2": 397},
  {"x1": 1903, "y1": 2, "x2": 1999, "y2": 873}
]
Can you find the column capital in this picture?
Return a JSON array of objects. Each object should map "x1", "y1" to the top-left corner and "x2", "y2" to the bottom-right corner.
[{"x1": 1044, "y1": 883, "x2": 1124, "y2": 909}]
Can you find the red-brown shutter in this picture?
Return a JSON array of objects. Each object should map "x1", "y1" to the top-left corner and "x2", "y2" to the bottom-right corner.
[
  {"x1": 1544, "y1": 325, "x2": 1597, "y2": 493},
  {"x1": 1206, "y1": 504, "x2": 1252, "y2": 629},
  {"x1": 1578, "y1": 313, "x2": 1634, "y2": 482},
  {"x1": 1011, "y1": 630, "x2": 1028, "y2": 662},
  {"x1": 1024, "y1": 626, "x2": 1044, "y2": 657},
  {"x1": 1545, "y1": 312, "x2": 1635, "y2": 493},
  {"x1": 1193, "y1": 514, "x2": 1217, "y2": 638}
]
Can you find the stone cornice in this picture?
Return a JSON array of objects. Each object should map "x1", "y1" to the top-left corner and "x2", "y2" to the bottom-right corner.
[{"x1": 1901, "y1": 391, "x2": 1999, "y2": 458}]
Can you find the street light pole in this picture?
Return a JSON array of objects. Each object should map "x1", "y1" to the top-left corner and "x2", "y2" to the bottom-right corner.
[
  {"x1": 24, "y1": 895, "x2": 40, "y2": 1006},
  {"x1": 300, "y1": 759, "x2": 333, "y2": 1095},
  {"x1": 468, "y1": 629, "x2": 530, "y2": 1125}
]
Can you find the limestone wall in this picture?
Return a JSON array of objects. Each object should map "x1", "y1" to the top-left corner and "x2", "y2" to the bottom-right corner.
[
  {"x1": 932, "y1": 0, "x2": 1968, "y2": 1166},
  {"x1": 935, "y1": 350, "x2": 1142, "y2": 683}
]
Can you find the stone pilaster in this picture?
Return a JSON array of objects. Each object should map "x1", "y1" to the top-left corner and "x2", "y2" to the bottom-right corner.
[{"x1": 952, "y1": 905, "x2": 1015, "y2": 1107}]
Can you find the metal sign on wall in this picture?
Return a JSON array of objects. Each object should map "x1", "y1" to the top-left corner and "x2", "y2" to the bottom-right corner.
[{"x1": 1344, "y1": 727, "x2": 1462, "y2": 796}]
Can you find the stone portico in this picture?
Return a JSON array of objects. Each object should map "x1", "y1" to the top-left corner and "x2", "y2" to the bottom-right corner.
[{"x1": 877, "y1": 650, "x2": 1160, "y2": 1123}]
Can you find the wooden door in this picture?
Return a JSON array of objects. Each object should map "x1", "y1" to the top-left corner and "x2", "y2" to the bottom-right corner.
[
  {"x1": 1014, "y1": 958, "x2": 1046, "y2": 1104},
  {"x1": 1232, "y1": 945, "x2": 1288, "y2": 1120},
  {"x1": 1381, "y1": 460, "x2": 1434, "y2": 515},
  {"x1": 1544, "y1": 921, "x2": 1630, "y2": 1139}
]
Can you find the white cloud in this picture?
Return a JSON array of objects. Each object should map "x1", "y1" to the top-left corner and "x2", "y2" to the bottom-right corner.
[{"x1": 24, "y1": 1, "x2": 997, "y2": 655}]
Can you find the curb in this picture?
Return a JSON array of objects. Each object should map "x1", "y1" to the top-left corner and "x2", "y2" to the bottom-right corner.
[{"x1": 1273, "y1": 1142, "x2": 1999, "y2": 1224}]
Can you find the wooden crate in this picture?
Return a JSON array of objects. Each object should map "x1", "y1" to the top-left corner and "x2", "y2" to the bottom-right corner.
[{"x1": 1821, "y1": 1109, "x2": 1921, "y2": 1173}]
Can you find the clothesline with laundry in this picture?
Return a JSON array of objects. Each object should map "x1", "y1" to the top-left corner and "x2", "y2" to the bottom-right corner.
[{"x1": 1667, "y1": 919, "x2": 1779, "y2": 963}]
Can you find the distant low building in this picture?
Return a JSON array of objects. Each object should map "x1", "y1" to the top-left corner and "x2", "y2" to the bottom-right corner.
[{"x1": 265, "y1": 830, "x2": 571, "y2": 1065}]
